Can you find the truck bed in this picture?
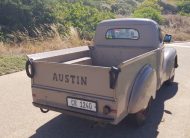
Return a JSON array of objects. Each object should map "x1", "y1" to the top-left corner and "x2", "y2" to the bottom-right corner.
[
  {"x1": 28, "y1": 45, "x2": 157, "y2": 102},
  {"x1": 27, "y1": 45, "x2": 160, "y2": 124},
  {"x1": 28, "y1": 46, "x2": 155, "y2": 67}
]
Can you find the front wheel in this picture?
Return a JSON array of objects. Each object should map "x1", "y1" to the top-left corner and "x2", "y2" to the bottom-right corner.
[{"x1": 169, "y1": 75, "x2": 174, "y2": 83}]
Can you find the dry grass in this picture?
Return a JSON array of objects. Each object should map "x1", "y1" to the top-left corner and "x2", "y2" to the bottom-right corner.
[
  {"x1": 164, "y1": 0, "x2": 178, "y2": 5},
  {"x1": 162, "y1": 14, "x2": 190, "y2": 41},
  {"x1": 0, "y1": 27, "x2": 91, "y2": 55},
  {"x1": 0, "y1": 28, "x2": 91, "y2": 76}
]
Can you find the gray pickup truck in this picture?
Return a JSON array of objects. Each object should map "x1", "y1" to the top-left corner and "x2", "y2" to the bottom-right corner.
[{"x1": 26, "y1": 18, "x2": 178, "y2": 125}]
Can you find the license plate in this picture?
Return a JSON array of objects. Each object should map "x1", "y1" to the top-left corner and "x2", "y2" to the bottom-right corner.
[{"x1": 67, "y1": 97, "x2": 97, "y2": 112}]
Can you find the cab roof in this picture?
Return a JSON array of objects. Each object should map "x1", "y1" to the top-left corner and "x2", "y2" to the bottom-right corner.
[
  {"x1": 98, "y1": 18, "x2": 158, "y2": 27},
  {"x1": 94, "y1": 18, "x2": 161, "y2": 48}
]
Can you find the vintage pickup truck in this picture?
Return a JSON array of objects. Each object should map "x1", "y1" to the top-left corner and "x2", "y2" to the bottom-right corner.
[{"x1": 26, "y1": 18, "x2": 178, "y2": 125}]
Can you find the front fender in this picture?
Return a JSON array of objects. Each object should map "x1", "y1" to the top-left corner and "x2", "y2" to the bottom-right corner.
[
  {"x1": 127, "y1": 64, "x2": 157, "y2": 114},
  {"x1": 163, "y1": 47, "x2": 177, "y2": 80}
]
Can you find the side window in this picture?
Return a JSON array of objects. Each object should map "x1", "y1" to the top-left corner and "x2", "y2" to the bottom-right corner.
[{"x1": 106, "y1": 28, "x2": 139, "y2": 40}]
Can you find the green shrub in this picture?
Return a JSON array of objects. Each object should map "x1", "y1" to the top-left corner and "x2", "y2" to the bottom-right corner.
[
  {"x1": 52, "y1": 2, "x2": 114, "y2": 40},
  {"x1": 0, "y1": 0, "x2": 114, "y2": 41},
  {"x1": 0, "y1": 0, "x2": 55, "y2": 40},
  {"x1": 1, "y1": 0, "x2": 151, "y2": 42},
  {"x1": 138, "y1": 0, "x2": 162, "y2": 11},
  {"x1": 133, "y1": 0, "x2": 164, "y2": 24},
  {"x1": 0, "y1": 31, "x2": 5, "y2": 42},
  {"x1": 177, "y1": 1, "x2": 190, "y2": 15},
  {"x1": 133, "y1": 7, "x2": 163, "y2": 24}
]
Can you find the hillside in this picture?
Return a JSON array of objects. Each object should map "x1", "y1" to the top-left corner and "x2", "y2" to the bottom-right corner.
[
  {"x1": 160, "y1": 0, "x2": 190, "y2": 41},
  {"x1": 133, "y1": 0, "x2": 190, "y2": 41},
  {"x1": 0, "y1": 0, "x2": 189, "y2": 44},
  {"x1": 0, "y1": 0, "x2": 145, "y2": 43}
]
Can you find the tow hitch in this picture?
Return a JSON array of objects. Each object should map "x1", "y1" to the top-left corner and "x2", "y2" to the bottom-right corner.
[{"x1": 40, "y1": 108, "x2": 49, "y2": 113}]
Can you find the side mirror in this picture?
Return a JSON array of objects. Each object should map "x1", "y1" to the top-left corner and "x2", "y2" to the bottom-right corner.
[{"x1": 164, "y1": 34, "x2": 172, "y2": 43}]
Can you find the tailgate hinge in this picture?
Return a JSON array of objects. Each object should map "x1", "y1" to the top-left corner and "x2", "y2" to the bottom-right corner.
[{"x1": 109, "y1": 66, "x2": 121, "y2": 89}]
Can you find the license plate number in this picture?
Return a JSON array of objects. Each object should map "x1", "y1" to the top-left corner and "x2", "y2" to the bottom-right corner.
[{"x1": 67, "y1": 98, "x2": 97, "y2": 112}]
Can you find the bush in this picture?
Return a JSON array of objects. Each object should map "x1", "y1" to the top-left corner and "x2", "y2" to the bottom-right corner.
[
  {"x1": 0, "y1": 0, "x2": 55, "y2": 41},
  {"x1": 52, "y1": 2, "x2": 114, "y2": 40},
  {"x1": 162, "y1": 15, "x2": 190, "y2": 41},
  {"x1": 0, "y1": 0, "x2": 114, "y2": 41},
  {"x1": 133, "y1": 0, "x2": 164, "y2": 24},
  {"x1": 139, "y1": 0, "x2": 162, "y2": 11},
  {"x1": 133, "y1": 7, "x2": 164, "y2": 24},
  {"x1": 0, "y1": 31, "x2": 5, "y2": 42},
  {"x1": 1, "y1": 0, "x2": 54, "y2": 27},
  {"x1": 177, "y1": 1, "x2": 190, "y2": 15}
]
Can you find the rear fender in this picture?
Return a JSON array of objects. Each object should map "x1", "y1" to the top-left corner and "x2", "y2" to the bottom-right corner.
[{"x1": 127, "y1": 64, "x2": 157, "y2": 114}]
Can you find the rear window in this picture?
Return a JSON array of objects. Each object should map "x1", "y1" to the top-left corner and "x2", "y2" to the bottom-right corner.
[{"x1": 106, "y1": 28, "x2": 139, "y2": 40}]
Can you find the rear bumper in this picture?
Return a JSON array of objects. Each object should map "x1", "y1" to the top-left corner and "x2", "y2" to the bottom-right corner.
[{"x1": 33, "y1": 102, "x2": 115, "y2": 123}]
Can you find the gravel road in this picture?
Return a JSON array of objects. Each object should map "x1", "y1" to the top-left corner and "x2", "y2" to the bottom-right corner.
[{"x1": 0, "y1": 42, "x2": 190, "y2": 138}]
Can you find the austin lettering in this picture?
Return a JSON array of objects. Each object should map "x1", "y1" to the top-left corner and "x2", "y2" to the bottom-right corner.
[{"x1": 53, "y1": 73, "x2": 87, "y2": 85}]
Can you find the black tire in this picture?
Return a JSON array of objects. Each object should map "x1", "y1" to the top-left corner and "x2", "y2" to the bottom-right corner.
[
  {"x1": 135, "y1": 97, "x2": 153, "y2": 126},
  {"x1": 25, "y1": 59, "x2": 35, "y2": 78}
]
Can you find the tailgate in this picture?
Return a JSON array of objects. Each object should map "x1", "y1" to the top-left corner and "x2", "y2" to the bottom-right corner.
[{"x1": 31, "y1": 61, "x2": 115, "y2": 98}]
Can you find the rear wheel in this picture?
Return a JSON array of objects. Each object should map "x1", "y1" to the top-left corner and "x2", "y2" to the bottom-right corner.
[
  {"x1": 165, "y1": 72, "x2": 175, "y2": 86},
  {"x1": 135, "y1": 97, "x2": 153, "y2": 126}
]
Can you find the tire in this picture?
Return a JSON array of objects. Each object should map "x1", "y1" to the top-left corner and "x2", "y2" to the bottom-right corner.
[
  {"x1": 165, "y1": 64, "x2": 175, "y2": 86},
  {"x1": 25, "y1": 59, "x2": 35, "y2": 78},
  {"x1": 135, "y1": 97, "x2": 153, "y2": 126},
  {"x1": 165, "y1": 74, "x2": 175, "y2": 86}
]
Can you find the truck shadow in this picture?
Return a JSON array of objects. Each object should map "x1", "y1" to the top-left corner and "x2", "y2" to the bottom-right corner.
[{"x1": 30, "y1": 82, "x2": 178, "y2": 138}]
